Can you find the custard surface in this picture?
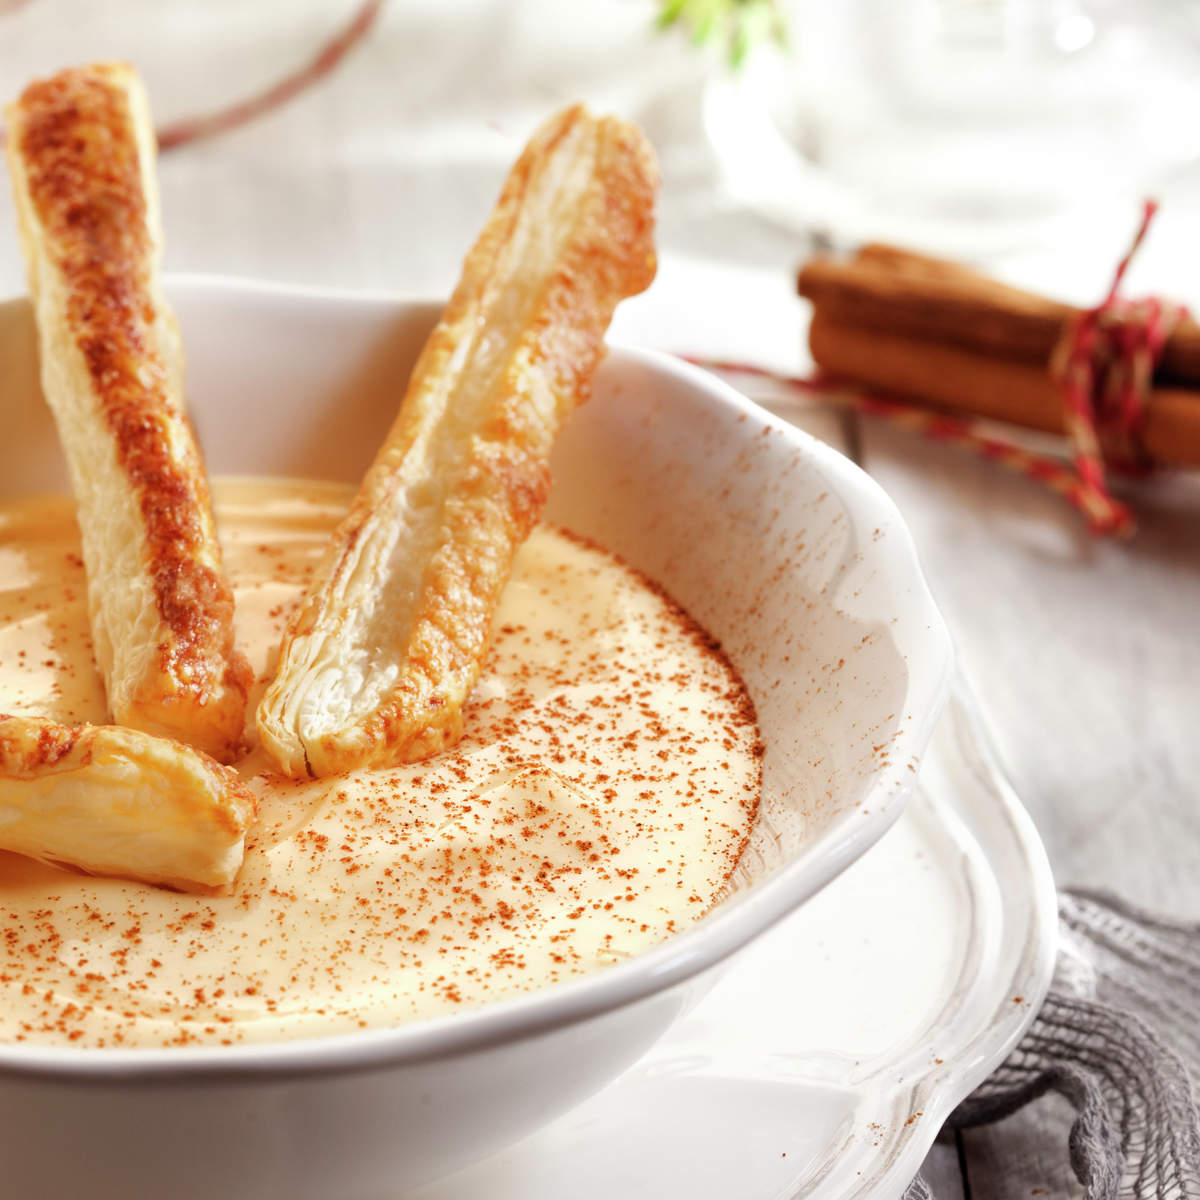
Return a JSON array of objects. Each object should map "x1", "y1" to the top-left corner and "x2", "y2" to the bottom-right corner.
[{"x1": 0, "y1": 478, "x2": 760, "y2": 1047}]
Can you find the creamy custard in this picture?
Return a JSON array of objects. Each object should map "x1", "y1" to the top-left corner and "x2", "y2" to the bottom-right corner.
[{"x1": 0, "y1": 479, "x2": 761, "y2": 1048}]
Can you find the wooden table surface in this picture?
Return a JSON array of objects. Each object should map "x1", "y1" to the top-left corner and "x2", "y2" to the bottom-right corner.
[{"x1": 2, "y1": 3, "x2": 1197, "y2": 1195}]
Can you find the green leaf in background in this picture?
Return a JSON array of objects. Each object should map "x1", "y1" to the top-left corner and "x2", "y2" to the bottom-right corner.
[{"x1": 655, "y1": 0, "x2": 787, "y2": 69}]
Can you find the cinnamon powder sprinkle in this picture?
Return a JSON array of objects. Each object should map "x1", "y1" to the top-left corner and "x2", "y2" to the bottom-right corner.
[{"x1": 0, "y1": 479, "x2": 761, "y2": 1047}]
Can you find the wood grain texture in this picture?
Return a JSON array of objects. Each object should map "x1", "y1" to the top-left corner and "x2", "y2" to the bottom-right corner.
[
  {"x1": 915, "y1": 1139, "x2": 969, "y2": 1200},
  {"x1": 960, "y1": 1098, "x2": 1086, "y2": 1200}
]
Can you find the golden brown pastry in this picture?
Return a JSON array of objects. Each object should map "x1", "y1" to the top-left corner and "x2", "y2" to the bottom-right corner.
[
  {"x1": 257, "y1": 103, "x2": 658, "y2": 778},
  {"x1": 4, "y1": 63, "x2": 251, "y2": 763},
  {"x1": 0, "y1": 714, "x2": 256, "y2": 892}
]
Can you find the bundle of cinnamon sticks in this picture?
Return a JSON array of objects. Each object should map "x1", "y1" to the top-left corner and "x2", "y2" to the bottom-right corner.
[{"x1": 797, "y1": 244, "x2": 1200, "y2": 468}]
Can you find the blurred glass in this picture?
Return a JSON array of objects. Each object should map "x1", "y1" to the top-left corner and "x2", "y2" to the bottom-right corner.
[{"x1": 705, "y1": 0, "x2": 1200, "y2": 256}]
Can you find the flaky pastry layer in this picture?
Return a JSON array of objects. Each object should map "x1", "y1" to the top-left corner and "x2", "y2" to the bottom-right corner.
[
  {"x1": 257, "y1": 104, "x2": 658, "y2": 777},
  {"x1": 4, "y1": 63, "x2": 251, "y2": 763},
  {"x1": 0, "y1": 714, "x2": 256, "y2": 892}
]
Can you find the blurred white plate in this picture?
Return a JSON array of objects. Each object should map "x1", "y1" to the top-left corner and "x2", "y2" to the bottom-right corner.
[
  {"x1": 704, "y1": 30, "x2": 1200, "y2": 261},
  {"x1": 410, "y1": 685, "x2": 1057, "y2": 1199}
]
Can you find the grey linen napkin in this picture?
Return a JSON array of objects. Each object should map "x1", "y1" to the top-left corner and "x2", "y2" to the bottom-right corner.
[{"x1": 907, "y1": 889, "x2": 1200, "y2": 1199}]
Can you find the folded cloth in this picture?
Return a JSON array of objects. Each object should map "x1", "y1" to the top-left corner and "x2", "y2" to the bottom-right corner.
[{"x1": 907, "y1": 890, "x2": 1200, "y2": 1199}]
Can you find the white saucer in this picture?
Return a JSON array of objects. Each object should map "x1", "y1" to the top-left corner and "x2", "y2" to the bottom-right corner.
[{"x1": 408, "y1": 686, "x2": 1057, "y2": 1199}]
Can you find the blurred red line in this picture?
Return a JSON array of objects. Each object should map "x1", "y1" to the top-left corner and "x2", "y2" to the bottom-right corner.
[
  {"x1": 156, "y1": 0, "x2": 384, "y2": 151},
  {"x1": 0, "y1": 0, "x2": 385, "y2": 154}
]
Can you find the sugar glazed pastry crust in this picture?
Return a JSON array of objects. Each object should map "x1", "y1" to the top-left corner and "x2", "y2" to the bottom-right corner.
[
  {"x1": 0, "y1": 714, "x2": 256, "y2": 892},
  {"x1": 4, "y1": 63, "x2": 251, "y2": 763},
  {"x1": 257, "y1": 104, "x2": 659, "y2": 778}
]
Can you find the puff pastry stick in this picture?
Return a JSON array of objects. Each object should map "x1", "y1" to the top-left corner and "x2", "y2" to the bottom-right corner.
[
  {"x1": 4, "y1": 63, "x2": 251, "y2": 763},
  {"x1": 0, "y1": 714, "x2": 256, "y2": 892},
  {"x1": 258, "y1": 104, "x2": 658, "y2": 777}
]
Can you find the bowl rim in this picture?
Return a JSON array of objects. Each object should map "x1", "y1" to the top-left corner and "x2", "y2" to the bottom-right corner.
[{"x1": 0, "y1": 277, "x2": 954, "y2": 1083}]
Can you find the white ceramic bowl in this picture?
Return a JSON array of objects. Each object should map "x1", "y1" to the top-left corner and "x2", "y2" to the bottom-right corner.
[{"x1": 0, "y1": 280, "x2": 953, "y2": 1200}]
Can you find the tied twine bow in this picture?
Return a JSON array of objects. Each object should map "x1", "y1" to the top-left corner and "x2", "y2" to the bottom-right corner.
[
  {"x1": 691, "y1": 203, "x2": 1185, "y2": 538},
  {"x1": 1050, "y1": 200, "x2": 1187, "y2": 536}
]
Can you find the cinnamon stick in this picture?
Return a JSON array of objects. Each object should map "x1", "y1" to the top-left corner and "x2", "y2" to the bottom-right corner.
[
  {"x1": 799, "y1": 246, "x2": 1200, "y2": 387},
  {"x1": 809, "y1": 312, "x2": 1200, "y2": 469}
]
